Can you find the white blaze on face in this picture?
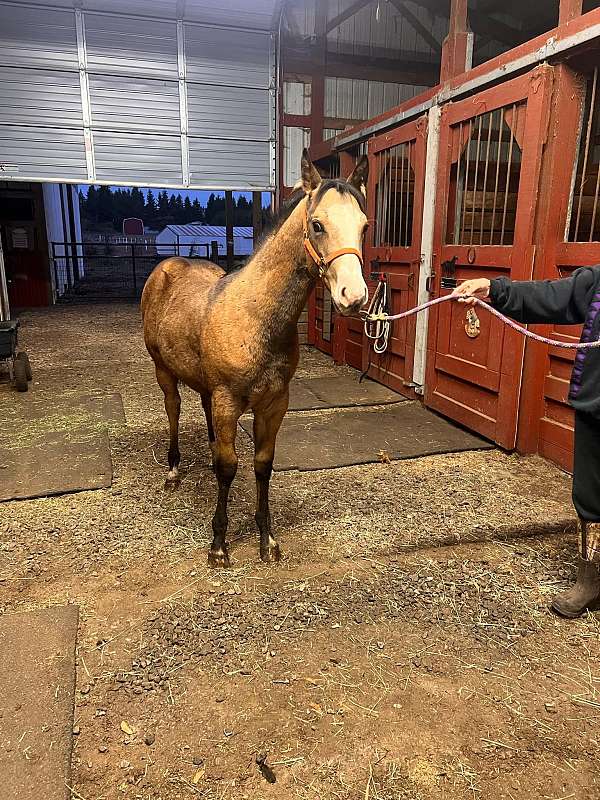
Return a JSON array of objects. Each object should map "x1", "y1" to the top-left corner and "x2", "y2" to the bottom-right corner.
[{"x1": 314, "y1": 189, "x2": 368, "y2": 315}]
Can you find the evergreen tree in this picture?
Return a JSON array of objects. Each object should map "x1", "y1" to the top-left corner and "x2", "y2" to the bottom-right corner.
[
  {"x1": 157, "y1": 190, "x2": 171, "y2": 228},
  {"x1": 183, "y1": 196, "x2": 193, "y2": 223},
  {"x1": 145, "y1": 189, "x2": 158, "y2": 227},
  {"x1": 192, "y1": 198, "x2": 203, "y2": 223},
  {"x1": 85, "y1": 185, "x2": 99, "y2": 223},
  {"x1": 96, "y1": 185, "x2": 113, "y2": 225},
  {"x1": 130, "y1": 187, "x2": 145, "y2": 219},
  {"x1": 235, "y1": 195, "x2": 252, "y2": 226}
]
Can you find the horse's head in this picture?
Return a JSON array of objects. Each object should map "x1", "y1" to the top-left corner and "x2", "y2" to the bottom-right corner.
[{"x1": 300, "y1": 149, "x2": 369, "y2": 315}]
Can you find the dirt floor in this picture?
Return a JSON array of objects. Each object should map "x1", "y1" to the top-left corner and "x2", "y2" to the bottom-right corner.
[{"x1": 2, "y1": 303, "x2": 600, "y2": 800}]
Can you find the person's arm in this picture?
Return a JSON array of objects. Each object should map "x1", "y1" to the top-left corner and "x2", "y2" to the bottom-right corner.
[{"x1": 451, "y1": 268, "x2": 598, "y2": 325}]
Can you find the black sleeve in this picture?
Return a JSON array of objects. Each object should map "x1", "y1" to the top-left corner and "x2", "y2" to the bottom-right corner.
[{"x1": 489, "y1": 268, "x2": 598, "y2": 325}]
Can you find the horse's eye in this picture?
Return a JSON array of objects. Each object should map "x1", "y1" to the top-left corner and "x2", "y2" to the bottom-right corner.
[{"x1": 312, "y1": 220, "x2": 324, "y2": 234}]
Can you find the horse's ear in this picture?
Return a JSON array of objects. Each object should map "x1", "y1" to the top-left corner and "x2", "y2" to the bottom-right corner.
[
  {"x1": 301, "y1": 148, "x2": 322, "y2": 193},
  {"x1": 347, "y1": 155, "x2": 369, "y2": 198}
]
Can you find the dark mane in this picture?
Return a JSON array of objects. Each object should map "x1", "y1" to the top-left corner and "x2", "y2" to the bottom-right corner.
[{"x1": 314, "y1": 179, "x2": 367, "y2": 213}]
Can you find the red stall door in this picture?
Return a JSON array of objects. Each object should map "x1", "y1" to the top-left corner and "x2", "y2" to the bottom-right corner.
[
  {"x1": 425, "y1": 68, "x2": 553, "y2": 448},
  {"x1": 362, "y1": 116, "x2": 427, "y2": 395}
]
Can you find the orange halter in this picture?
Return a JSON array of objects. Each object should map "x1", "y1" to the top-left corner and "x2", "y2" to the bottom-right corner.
[{"x1": 303, "y1": 202, "x2": 364, "y2": 279}]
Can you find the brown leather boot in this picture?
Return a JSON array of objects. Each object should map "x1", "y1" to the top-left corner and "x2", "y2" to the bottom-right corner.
[{"x1": 551, "y1": 519, "x2": 600, "y2": 619}]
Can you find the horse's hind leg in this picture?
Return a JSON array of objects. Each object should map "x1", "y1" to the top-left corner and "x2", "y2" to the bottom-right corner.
[
  {"x1": 253, "y1": 392, "x2": 288, "y2": 563},
  {"x1": 208, "y1": 389, "x2": 243, "y2": 568},
  {"x1": 201, "y1": 392, "x2": 217, "y2": 468},
  {"x1": 155, "y1": 363, "x2": 181, "y2": 485}
]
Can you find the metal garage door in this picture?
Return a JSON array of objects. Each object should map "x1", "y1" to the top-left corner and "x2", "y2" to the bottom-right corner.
[{"x1": 0, "y1": 0, "x2": 277, "y2": 190}]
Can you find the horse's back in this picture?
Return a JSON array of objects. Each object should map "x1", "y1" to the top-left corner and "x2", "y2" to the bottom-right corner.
[{"x1": 142, "y1": 257, "x2": 224, "y2": 360}]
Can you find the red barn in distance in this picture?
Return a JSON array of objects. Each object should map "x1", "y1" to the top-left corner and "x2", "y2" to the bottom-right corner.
[{"x1": 122, "y1": 217, "x2": 144, "y2": 236}]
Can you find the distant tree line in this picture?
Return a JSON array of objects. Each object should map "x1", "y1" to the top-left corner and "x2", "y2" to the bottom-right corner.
[{"x1": 79, "y1": 186, "x2": 265, "y2": 232}]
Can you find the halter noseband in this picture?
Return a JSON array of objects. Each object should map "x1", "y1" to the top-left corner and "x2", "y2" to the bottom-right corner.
[{"x1": 303, "y1": 201, "x2": 364, "y2": 279}]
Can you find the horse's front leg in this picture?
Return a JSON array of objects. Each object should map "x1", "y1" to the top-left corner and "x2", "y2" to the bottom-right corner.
[
  {"x1": 253, "y1": 391, "x2": 288, "y2": 563},
  {"x1": 208, "y1": 390, "x2": 243, "y2": 568}
]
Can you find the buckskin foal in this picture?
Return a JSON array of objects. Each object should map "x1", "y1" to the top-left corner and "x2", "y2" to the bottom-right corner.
[{"x1": 142, "y1": 150, "x2": 369, "y2": 567}]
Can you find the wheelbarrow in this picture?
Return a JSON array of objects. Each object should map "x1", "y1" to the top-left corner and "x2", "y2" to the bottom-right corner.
[{"x1": 0, "y1": 320, "x2": 32, "y2": 392}]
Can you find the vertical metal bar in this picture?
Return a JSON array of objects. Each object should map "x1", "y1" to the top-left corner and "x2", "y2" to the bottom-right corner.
[
  {"x1": 176, "y1": 20, "x2": 190, "y2": 187},
  {"x1": 590, "y1": 137, "x2": 600, "y2": 242},
  {"x1": 500, "y1": 104, "x2": 516, "y2": 246},
  {"x1": 375, "y1": 154, "x2": 383, "y2": 247},
  {"x1": 225, "y1": 189, "x2": 234, "y2": 270},
  {"x1": 65, "y1": 185, "x2": 80, "y2": 281},
  {"x1": 75, "y1": 8, "x2": 95, "y2": 182},
  {"x1": 269, "y1": 30, "x2": 277, "y2": 191},
  {"x1": 490, "y1": 108, "x2": 503, "y2": 244},
  {"x1": 479, "y1": 111, "x2": 493, "y2": 244},
  {"x1": 398, "y1": 144, "x2": 405, "y2": 247},
  {"x1": 131, "y1": 243, "x2": 137, "y2": 294},
  {"x1": 469, "y1": 114, "x2": 483, "y2": 245},
  {"x1": 588, "y1": 75, "x2": 600, "y2": 241},
  {"x1": 412, "y1": 103, "x2": 441, "y2": 388},
  {"x1": 0, "y1": 235, "x2": 10, "y2": 321},
  {"x1": 460, "y1": 119, "x2": 472, "y2": 245},
  {"x1": 406, "y1": 139, "x2": 412, "y2": 246},
  {"x1": 386, "y1": 146, "x2": 393, "y2": 244},
  {"x1": 252, "y1": 191, "x2": 262, "y2": 247},
  {"x1": 403, "y1": 141, "x2": 410, "y2": 247},
  {"x1": 574, "y1": 68, "x2": 597, "y2": 242},
  {"x1": 391, "y1": 145, "x2": 399, "y2": 247},
  {"x1": 454, "y1": 122, "x2": 464, "y2": 245},
  {"x1": 380, "y1": 153, "x2": 389, "y2": 245}
]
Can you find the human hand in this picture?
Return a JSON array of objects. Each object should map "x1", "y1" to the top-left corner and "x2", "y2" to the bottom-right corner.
[{"x1": 451, "y1": 278, "x2": 491, "y2": 306}]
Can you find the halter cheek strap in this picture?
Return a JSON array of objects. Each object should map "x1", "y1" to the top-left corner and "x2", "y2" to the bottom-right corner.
[{"x1": 303, "y1": 203, "x2": 364, "y2": 279}]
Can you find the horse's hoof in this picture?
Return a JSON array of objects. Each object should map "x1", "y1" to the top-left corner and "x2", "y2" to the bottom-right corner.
[
  {"x1": 208, "y1": 548, "x2": 231, "y2": 569},
  {"x1": 260, "y1": 542, "x2": 281, "y2": 563}
]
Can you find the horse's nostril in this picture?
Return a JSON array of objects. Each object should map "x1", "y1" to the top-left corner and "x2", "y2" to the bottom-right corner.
[{"x1": 341, "y1": 286, "x2": 349, "y2": 299}]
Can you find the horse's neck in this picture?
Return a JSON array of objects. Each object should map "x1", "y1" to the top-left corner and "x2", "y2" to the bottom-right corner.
[{"x1": 242, "y1": 200, "x2": 314, "y2": 331}]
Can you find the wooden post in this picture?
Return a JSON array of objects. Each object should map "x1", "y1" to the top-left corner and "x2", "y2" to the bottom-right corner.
[
  {"x1": 225, "y1": 190, "x2": 234, "y2": 270},
  {"x1": 311, "y1": 0, "x2": 328, "y2": 147},
  {"x1": 440, "y1": 0, "x2": 472, "y2": 83},
  {"x1": 559, "y1": 0, "x2": 583, "y2": 25},
  {"x1": 252, "y1": 191, "x2": 262, "y2": 247},
  {"x1": 516, "y1": 63, "x2": 585, "y2": 457}
]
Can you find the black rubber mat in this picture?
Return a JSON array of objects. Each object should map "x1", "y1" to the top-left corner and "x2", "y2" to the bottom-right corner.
[
  {"x1": 240, "y1": 402, "x2": 493, "y2": 471},
  {"x1": 0, "y1": 427, "x2": 112, "y2": 502},
  {"x1": 288, "y1": 373, "x2": 402, "y2": 411}
]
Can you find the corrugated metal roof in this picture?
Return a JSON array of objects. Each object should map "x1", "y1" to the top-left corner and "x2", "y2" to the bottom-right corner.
[{"x1": 165, "y1": 224, "x2": 254, "y2": 237}]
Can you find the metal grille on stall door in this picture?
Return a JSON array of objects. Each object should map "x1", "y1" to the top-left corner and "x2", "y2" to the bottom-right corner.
[
  {"x1": 448, "y1": 105, "x2": 523, "y2": 246},
  {"x1": 374, "y1": 140, "x2": 415, "y2": 247},
  {"x1": 323, "y1": 154, "x2": 340, "y2": 179},
  {"x1": 568, "y1": 68, "x2": 600, "y2": 242}
]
